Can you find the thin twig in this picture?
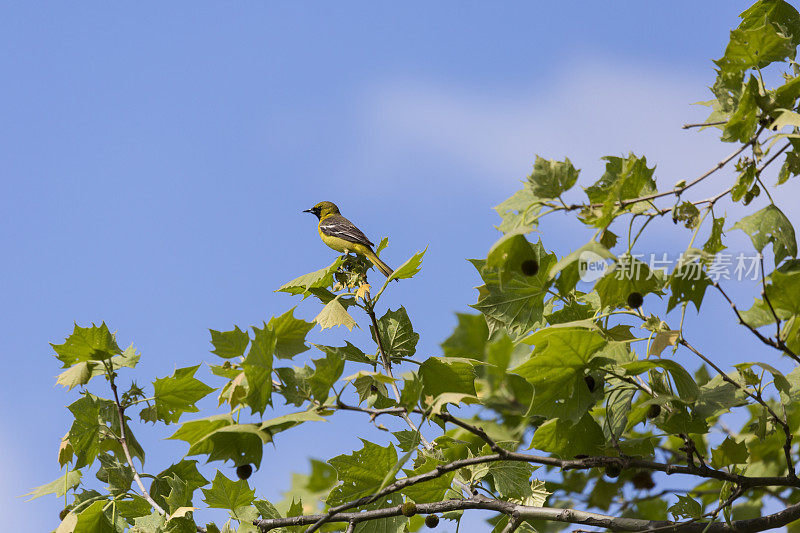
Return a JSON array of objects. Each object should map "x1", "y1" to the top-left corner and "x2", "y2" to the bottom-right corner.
[
  {"x1": 103, "y1": 361, "x2": 166, "y2": 516},
  {"x1": 682, "y1": 121, "x2": 727, "y2": 129},
  {"x1": 679, "y1": 339, "x2": 796, "y2": 479}
]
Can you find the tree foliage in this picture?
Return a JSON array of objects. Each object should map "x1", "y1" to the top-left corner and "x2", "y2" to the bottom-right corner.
[{"x1": 32, "y1": 2, "x2": 800, "y2": 531}]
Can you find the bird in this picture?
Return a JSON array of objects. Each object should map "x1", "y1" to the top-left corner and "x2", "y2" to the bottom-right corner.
[{"x1": 303, "y1": 201, "x2": 394, "y2": 278}]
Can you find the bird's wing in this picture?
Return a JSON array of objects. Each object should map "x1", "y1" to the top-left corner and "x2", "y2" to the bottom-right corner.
[{"x1": 319, "y1": 215, "x2": 375, "y2": 248}]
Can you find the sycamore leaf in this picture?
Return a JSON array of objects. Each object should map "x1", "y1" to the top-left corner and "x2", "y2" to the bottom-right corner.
[
  {"x1": 169, "y1": 414, "x2": 270, "y2": 468},
  {"x1": 142, "y1": 366, "x2": 215, "y2": 424},
  {"x1": 278, "y1": 257, "x2": 345, "y2": 296},
  {"x1": 209, "y1": 326, "x2": 250, "y2": 358},
  {"x1": 623, "y1": 359, "x2": 699, "y2": 402},
  {"x1": 472, "y1": 236, "x2": 556, "y2": 340},
  {"x1": 495, "y1": 187, "x2": 544, "y2": 233},
  {"x1": 241, "y1": 324, "x2": 275, "y2": 415},
  {"x1": 582, "y1": 154, "x2": 657, "y2": 228},
  {"x1": 202, "y1": 471, "x2": 255, "y2": 510},
  {"x1": 527, "y1": 155, "x2": 580, "y2": 198},
  {"x1": 374, "y1": 307, "x2": 419, "y2": 359},
  {"x1": 529, "y1": 415, "x2": 605, "y2": 457},
  {"x1": 315, "y1": 299, "x2": 356, "y2": 331},
  {"x1": 594, "y1": 254, "x2": 663, "y2": 309},
  {"x1": 513, "y1": 327, "x2": 606, "y2": 422},
  {"x1": 441, "y1": 313, "x2": 489, "y2": 359},
  {"x1": 388, "y1": 247, "x2": 427, "y2": 281},
  {"x1": 308, "y1": 347, "x2": 345, "y2": 403},
  {"x1": 51, "y1": 322, "x2": 122, "y2": 365},
  {"x1": 711, "y1": 437, "x2": 749, "y2": 468},
  {"x1": 25, "y1": 470, "x2": 81, "y2": 500},
  {"x1": 419, "y1": 357, "x2": 477, "y2": 398},
  {"x1": 56, "y1": 361, "x2": 100, "y2": 390},
  {"x1": 669, "y1": 495, "x2": 703, "y2": 520},
  {"x1": 732, "y1": 205, "x2": 797, "y2": 265},
  {"x1": 327, "y1": 440, "x2": 398, "y2": 506},
  {"x1": 269, "y1": 308, "x2": 315, "y2": 359},
  {"x1": 74, "y1": 500, "x2": 114, "y2": 533},
  {"x1": 649, "y1": 330, "x2": 680, "y2": 356}
]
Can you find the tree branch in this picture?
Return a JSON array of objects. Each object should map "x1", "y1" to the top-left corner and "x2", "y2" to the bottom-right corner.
[
  {"x1": 255, "y1": 493, "x2": 800, "y2": 533},
  {"x1": 103, "y1": 361, "x2": 166, "y2": 516}
]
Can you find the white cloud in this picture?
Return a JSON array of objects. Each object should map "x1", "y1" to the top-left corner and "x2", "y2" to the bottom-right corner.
[{"x1": 356, "y1": 56, "x2": 755, "y2": 193}]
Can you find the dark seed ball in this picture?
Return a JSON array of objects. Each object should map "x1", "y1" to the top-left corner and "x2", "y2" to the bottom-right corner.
[
  {"x1": 401, "y1": 502, "x2": 417, "y2": 517},
  {"x1": 631, "y1": 471, "x2": 655, "y2": 490},
  {"x1": 605, "y1": 465, "x2": 621, "y2": 478},
  {"x1": 627, "y1": 292, "x2": 644, "y2": 309},
  {"x1": 236, "y1": 464, "x2": 253, "y2": 480},
  {"x1": 647, "y1": 404, "x2": 662, "y2": 419},
  {"x1": 521, "y1": 259, "x2": 539, "y2": 276},
  {"x1": 425, "y1": 514, "x2": 440, "y2": 528},
  {"x1": 59, "y1": 509, "x2": 70, "y2": 521}
]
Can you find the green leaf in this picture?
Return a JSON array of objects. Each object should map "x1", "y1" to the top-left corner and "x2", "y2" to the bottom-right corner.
[
  {"x1": 594, "y1": 254, "x2": 663, "y2": 309},
  {"x1": 722, "y1": 76, "x2": 760, "y2": 143},
  {"x1": 548, "y1": 241, "x2": 615, "y2": 280},
  {"x1": 374, "y1": 307, "x2": 419, "y2": 360},
  {"x1": 74, "y1": 500, "x2": 114, "y2": 533},
  {"x1": 711, "y1": 437, "x2": 749, "y2": 468},
  {"x1": 669, "y1": 495, "x2": 703, "y2": 520},
  {"x1": 202, "y1": 471, "x2": 255, "y2": 510},
  {"x1": 315, "y1": 342, "x2": 371, "y2": 364},
  {"x1": 25, "y1": 470, "x2": 81, "y2": 500},
  {"x1": 142, "y1": 366, "x2": 215, "y2": 424},
  {"x1": 169, "y1": 414, "x2": 270, "y2": 468},
  {"x1": 327, "y1": 440, "x2": 398, "y2": 506},
  {"x1": 308, "y1": 347, "x2": 345, "y2": 403},
  {"x1": 494, "y1": 187, "x2": 544, "y2": 233},
  {"x1": 527, "y1": 155, "x2": 580, "y2": 198},
  {"x1": 513, "y1": 327, "x2": 606, "y2": 422},
  {"x1": 529, "y1": 415, "x2": 605, "y2": 457},
  {"x1": 672, "y1": 201, "x2": 701, "y2": 229},
  {"x1": 315, "y1": 298, "x2": 357, "y2": 331},
  {"x1": 393, "y1": 430, "x2": 421, "y2": 452},
  {"x1": 269, "y1": 308, "x2": 315, "y2": 359},
  {"x1": 96, "y1": 453, "x2": 134, "y2": 495},
  {"x1": 605, "y1": 386, "x2": 635, "y2": 442},
  {"x1": 150, "y1": 460, "x2": 209, "y2": 512},
  {"x1": 242, "y1": 324, "x2": 275, "y2": 415},
  {"x1": 472, "y1": 236, "x2": 556, "y2": 340},
  {"x1": 209, "y1": 326, "x2": 250, "y2": 358},
  {"x1": 648, "y1": 330, "x2": 680, "y2": 357},
  {"x1": 419, "y1": 357, "x2": 477, "y2": 398},
  {"x1": 441, "y1": 313, "x2": 489, "y2": 359},
  {"x1": 56, "y1": 361, "x2": 101, "y2": 390},
  {"x1": 582, "y1": 154, "x2": 657, "y2": 227},
  {"x1": 278, "y1": 257, "x2": 345, "y2": 296},
  {"x1": 400, "y1": 456, "x2": 455, "y2": 504},
  {"x1": 716, "y1": 20, "x2": 797, "y2": 76},
  {"x1": 51, "y1": 322, "x2": 122, "y2": 365},
  {"x1": 487, "y1": 461, "x2": 537, "y2": 500},
  {"x1": 623, "y1": 359, "x2": 699, "y2": 402},
  {"x1": 668, "y1": 254, "x2": 711, "y2": 312},
  {"x1": 765, "y1": 270, "x2": 800, "y2": 316},
  {"x1": 399, "y1": 375, "x2": 423, "y2": 412},
  {"x1": 704, "y1": 216, "x2": 727, "y2": 255},
  {"x1": 732, "y1": 204, "x2": 797, "y2": 265},
  {"x1": 388, "y1": 247, "x2": 427, "y2": 281}
]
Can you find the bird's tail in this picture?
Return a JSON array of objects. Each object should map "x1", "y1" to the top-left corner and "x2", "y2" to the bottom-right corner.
[{"x1": 365, "y1": 249, "x2": 394, "y2": 278}]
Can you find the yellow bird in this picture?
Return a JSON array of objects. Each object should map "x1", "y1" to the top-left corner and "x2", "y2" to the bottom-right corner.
[{"x1": 303, "y1": 201, "x2": 394, "y2": 278}]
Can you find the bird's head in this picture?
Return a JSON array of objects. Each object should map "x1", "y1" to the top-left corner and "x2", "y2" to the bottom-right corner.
[{"x1": 303, "y1": 201, "x2": 340, "y2": 219}]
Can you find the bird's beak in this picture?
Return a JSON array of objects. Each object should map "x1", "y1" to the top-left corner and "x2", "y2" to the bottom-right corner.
[{"x1": 302, "y1": 208, "x2": 314, "y2": 214}]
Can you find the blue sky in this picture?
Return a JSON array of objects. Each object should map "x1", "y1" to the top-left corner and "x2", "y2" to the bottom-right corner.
[{"x1": 6, "y1": 1, "x2": 799, "y2": 531}]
